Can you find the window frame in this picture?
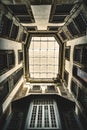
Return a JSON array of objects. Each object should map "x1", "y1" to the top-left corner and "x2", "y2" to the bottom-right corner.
[
  {"x1": 64, "y1": 70, "x2": 69, "y2": 86},
  {"x1": 18, "y1": 50, "x2": 23, "y2": 64},
  {"x1": 29, "y1": 37, "x2": 59, "y2": 79},
  {"x1": 65, "y1": 46, "x2": 71, "y2": 61},
  {"x1": 0, "y1": 50, "x2": 15, "y2": 75}
]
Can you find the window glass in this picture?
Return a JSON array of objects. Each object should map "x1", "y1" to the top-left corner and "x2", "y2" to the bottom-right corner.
[{"x1": 29, "y1": 37, "x2": 59, "y2": 79}]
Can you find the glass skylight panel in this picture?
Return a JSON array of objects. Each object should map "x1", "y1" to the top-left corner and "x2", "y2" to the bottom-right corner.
[{"x1": 29, "y1": 37, "x2": 59, "y2": 79}]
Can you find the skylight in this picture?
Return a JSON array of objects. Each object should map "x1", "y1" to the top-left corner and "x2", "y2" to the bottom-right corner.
[{"x1": 29, "y1": 37, "x2": 59, "y2": 79}]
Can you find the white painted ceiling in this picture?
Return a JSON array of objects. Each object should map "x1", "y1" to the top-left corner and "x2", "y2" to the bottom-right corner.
[
  {"x1": 1, "y1": 0, "x2": 74, "y2": 31},
  {"x1": 22, "y1": 5, "x2": 65, "y2": 30}
]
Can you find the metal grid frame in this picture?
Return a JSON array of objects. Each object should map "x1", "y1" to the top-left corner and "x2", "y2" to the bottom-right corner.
[
  {"x1": 29, "y1": 37, "x2": 59, "y2": 79},
  {"x1": 26, "y1": 99, "x2": 61, "y2": 129}
]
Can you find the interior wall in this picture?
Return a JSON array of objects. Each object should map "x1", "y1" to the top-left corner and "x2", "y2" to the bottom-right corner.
[
  {"x1": 0, "y1": 38, "x2": 23, "y2": 82},
  {"x1": 65, "y1": 35, "x2": 87, "y2": 92}
]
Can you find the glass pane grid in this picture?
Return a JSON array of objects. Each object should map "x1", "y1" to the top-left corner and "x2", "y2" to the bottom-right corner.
[
  {"x1": 29, "y1": 37, "x2": 59, "y2": 79},
  {"x1": 44, "y1": 106, "x2": 49, "y2": 127},
  {"x1": 30, "y1": 106, "x2": 37, "y2": 128},
  {"x1": 50, "y1": 105, "x2": 57, "y2": 127},
  {"x1": 28, "y1": 99, "x2": 58, "y2": 129}
]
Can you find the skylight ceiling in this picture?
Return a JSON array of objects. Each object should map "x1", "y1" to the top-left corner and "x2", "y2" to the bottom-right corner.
[{"x1": 29, "y1": 37, "x2": 59, "y2": 79}]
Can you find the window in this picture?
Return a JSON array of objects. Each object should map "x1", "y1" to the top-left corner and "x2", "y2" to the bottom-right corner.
[
  {"x1": 0, "y1": 15, "x2": 12, "y2": 37},
  {"x1": 8, "y1": 51, "x2": 15, "y2": 68},
  {"x1": 0, "y1": 51, "x2": 7, "y2": 73},
  {"x1": 73, "y1": 65, "x2": 87, "y2": 87},
  {"x1": 0, "y1": 67, "x2": 23, "y2": 102},
  {"x1": 13, "y1": 68, "x2": 23, "y2": 85},
  {"x1": 82, "y1": 46, "x2": 87, "y2": 65},
  {"x1": 65, "y1": 46, "x2": 70, "y2": 60},
  {"x1": 67, "y1": 22, "x2": 79, "y2": 37},
  {"x1": 18, "y1": 50, "x2": 23, "y2": 63},
  {"x1": 29, "y1": 37, "x2": 59, "y2": 79},
  {"x1": 46, "y1": 85, "x2": 58, "y2": 93},
  {"x1": 73, "y1": 46, "x2": 81, "y2": 63},
  {"x1": 10, "y1": 24, "x2": 19, "y2": 40},
  {"x1": 7, "y1": 75, "x2": 14, "y2": 92},
  {"x1": 26, "y1": 99, "x2": 60, "y2": 129},
  {"x1": 59, "y1": 31, "x2": 67, "y2": 41},
  {"x1": 77, "y1": 68, "x2": 87, "y2": 83},
  {"x1": 22, "y1": 32, "x2": 27, "y2": 42},
  {"x1": 29, "y1": 85, "x2": 42, "y2": 93},
  {"x1": 0, "y1": 50, "x2": 15, "y2": 75},
  {"x1": 32, "y1": 85, "x2": 40, "y2": 90},
  {"x1": 71, "y1": 79, "x2": 78, "y2": 98},
  {"x1": 73, "y1": 44, "x2": 87, "y2": 66},
  {"x1": 47, "y1": 85, "x2": 55, "y2": 91},
  {"x1": 73, "y1": 12, "x2": 87, "y2": 34},
  {"x1": 78, "y1": 88, "x2": 87, "y2": 112},
  {"x1": 6, "y1": 111, "x2": 24, "y2": 130},
  {"x1": 64, "y1": 70, "x2": 69, "y2": 86},
  {"x1": 0, "y1": 80, "x2": 9, "y2": 103}
]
